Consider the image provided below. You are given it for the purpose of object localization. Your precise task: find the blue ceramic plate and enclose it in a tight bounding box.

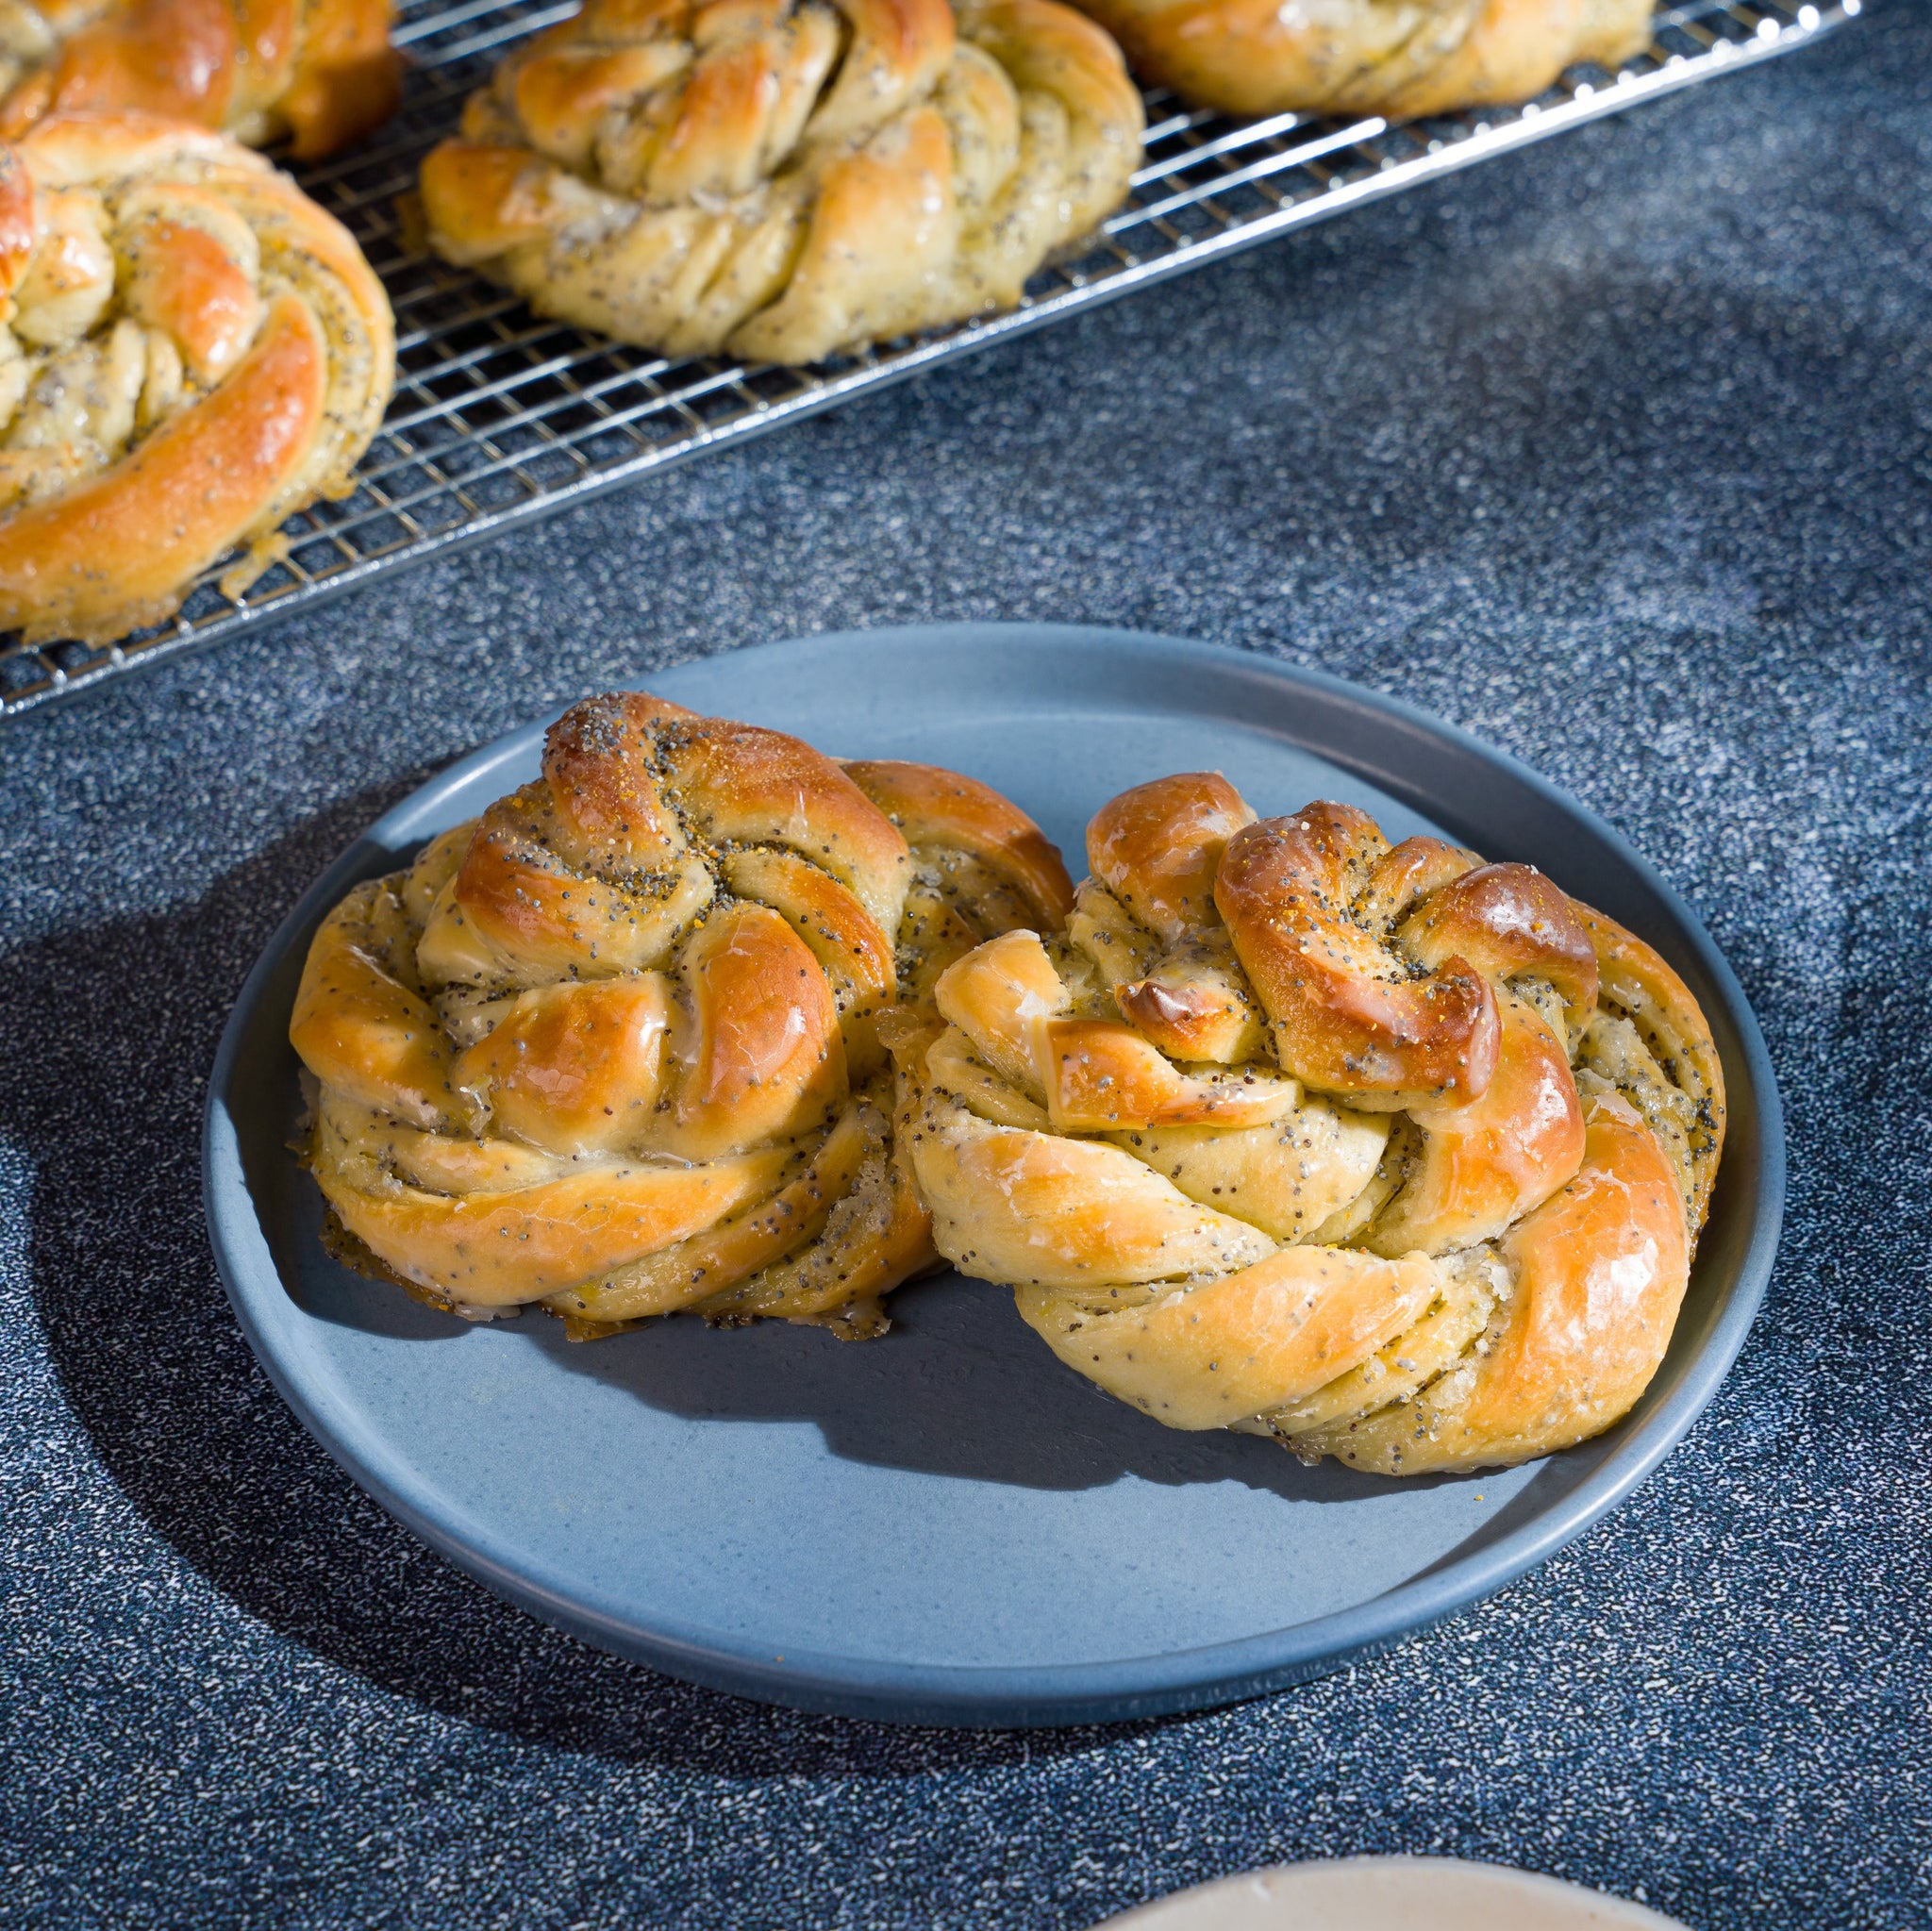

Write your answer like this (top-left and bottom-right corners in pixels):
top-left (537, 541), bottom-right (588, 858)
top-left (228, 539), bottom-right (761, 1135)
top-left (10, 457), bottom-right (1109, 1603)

top-left (204, 624), bottom-right (1783, 1728)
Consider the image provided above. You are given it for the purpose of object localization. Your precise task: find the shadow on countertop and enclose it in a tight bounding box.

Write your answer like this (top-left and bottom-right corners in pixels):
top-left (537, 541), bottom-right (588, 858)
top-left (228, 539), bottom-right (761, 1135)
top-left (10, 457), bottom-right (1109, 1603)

top-left (3, 803), bottom-right (1242, 1772)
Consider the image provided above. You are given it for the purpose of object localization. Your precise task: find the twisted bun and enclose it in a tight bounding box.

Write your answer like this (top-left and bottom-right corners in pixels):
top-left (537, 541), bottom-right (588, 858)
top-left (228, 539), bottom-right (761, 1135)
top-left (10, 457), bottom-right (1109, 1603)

top-left (418, 0), bottom-right (1143, 364)
top-left (291, 692), bottom-right (1073, 1340)
top-left (1063, 0), bottom-right (1652, 122)
top-left (0, 113), bottom-right (393, 645)
top-left (893, 776), bottom-right (1724, 1474)
top-left (0, 0), bottom-right (400, 158)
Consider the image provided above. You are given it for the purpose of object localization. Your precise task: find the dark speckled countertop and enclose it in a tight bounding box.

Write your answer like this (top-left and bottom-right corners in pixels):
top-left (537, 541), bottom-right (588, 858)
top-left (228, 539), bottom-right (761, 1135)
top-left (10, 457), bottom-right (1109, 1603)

top-left (4, 4), bottom-right (1930, 1925)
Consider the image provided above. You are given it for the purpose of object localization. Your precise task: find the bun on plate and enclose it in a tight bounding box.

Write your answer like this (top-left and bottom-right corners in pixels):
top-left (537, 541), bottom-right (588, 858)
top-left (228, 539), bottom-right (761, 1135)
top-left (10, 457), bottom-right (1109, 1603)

top-left (291, 691), bottom-right (1074, 1339)
top-left (891, 774), bottom-right (1724, 1473)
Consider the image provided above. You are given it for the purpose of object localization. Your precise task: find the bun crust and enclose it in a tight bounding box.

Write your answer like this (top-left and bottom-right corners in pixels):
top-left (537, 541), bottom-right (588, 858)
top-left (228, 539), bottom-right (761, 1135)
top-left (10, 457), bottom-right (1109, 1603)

top-left (0, 0), bottom-right (400, 158)
top-left (291, 691), bottom-right (1073, 1340)
top-left (0, 112), bottom-right (393, 645)
top-left (894, 774), bottom-right (1725, 1474)
top-left (1062, 0), bottom-right (1653, 121)
top-left (417, 0), bottom-right (1144, 364)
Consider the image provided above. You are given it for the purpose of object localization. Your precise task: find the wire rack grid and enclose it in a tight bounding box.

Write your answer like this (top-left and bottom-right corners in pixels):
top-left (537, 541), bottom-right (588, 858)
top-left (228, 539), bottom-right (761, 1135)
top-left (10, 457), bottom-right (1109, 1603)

top-left (0, 0), bottom-right (1851, 718)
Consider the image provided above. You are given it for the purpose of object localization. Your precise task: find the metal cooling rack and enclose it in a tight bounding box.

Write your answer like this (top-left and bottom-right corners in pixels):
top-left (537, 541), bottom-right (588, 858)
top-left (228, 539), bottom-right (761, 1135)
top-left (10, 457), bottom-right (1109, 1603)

top-left (0, 0), bottom-right (1851, 718)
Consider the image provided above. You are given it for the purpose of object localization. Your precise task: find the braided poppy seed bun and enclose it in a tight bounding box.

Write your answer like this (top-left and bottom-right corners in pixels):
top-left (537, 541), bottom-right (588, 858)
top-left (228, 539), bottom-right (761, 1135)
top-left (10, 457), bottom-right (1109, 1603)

top-left (0, 113), bottom-right (393, 647)
top-left (1063, 0), bottom-right (1651, 123)
top-left (417, 0), bottom-right (1143, 365)
top-left (891, 775), bottom-right (1724, 1474)
top-left (0, 0), bottom-right (400, 159)
top-left (290, 692), bottom-right (1074, 1340)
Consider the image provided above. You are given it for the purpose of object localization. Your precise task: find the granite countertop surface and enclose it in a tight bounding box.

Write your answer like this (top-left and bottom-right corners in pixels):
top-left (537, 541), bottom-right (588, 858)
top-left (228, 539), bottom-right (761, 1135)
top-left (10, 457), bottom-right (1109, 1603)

top-left (3, 3), bottom-right (1929, 1925)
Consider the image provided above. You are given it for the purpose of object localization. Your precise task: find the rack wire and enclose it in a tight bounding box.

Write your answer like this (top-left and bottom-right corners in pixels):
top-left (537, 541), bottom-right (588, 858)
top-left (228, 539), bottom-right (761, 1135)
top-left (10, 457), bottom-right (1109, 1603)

top-left (0, 0), bottom-right (1850, 718)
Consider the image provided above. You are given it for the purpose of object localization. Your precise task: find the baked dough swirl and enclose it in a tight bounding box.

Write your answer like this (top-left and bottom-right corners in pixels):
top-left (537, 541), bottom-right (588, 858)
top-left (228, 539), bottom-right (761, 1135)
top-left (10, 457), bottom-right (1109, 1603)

top-left (417, 0), bottom-right (1144, 364)
top-left (0, 113), bottom-right (393, 645)
top-left (0, 0), bottom-right (400, 158)
top-left (893, 774), bottom-right (1725, 1473)
top-left (291, 691), bottom-right (1074, 1340)
top-left (1064, 0), bottom-right (1653, 122)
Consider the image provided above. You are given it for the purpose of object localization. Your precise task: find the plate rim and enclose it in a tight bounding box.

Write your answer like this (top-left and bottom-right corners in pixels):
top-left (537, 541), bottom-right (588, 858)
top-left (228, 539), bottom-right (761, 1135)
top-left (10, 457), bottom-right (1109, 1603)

top-left (1089, 1854), bottom-right (1690, 1928)
top-left (203, 622), bottom-right (1785, 1727)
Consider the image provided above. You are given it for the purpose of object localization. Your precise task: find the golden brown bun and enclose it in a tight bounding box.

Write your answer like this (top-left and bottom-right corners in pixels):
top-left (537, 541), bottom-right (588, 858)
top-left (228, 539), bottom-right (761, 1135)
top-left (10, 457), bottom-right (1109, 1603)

top-left (891, 774), bottom-right (1725, 1474)
top-left (417, 0), bottom-right (1144, 365)
top-left (0, 0), bottom-right (400, 158)
top-left (290, 691), bottom-right (1071, 1340)
top-left (0, 112), bottom-right (393, 645)
top-left (1063, 0), bottom-right (1652, 121)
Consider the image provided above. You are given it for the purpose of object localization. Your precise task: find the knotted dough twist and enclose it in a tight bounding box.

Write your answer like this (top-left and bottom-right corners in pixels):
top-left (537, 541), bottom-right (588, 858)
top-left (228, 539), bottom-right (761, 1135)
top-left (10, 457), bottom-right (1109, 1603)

top-left (418, 0), bottom-right (1144, 364)
top-left (894, 774), bottom-right (1724, 1473)
top-left (0, 113), bottom-right (393, 644)
top-left (291, 691), bottom-right (1074, 1340)
top-left (0, 0), bottom-right (400, 158)
top-left (1065, 0), bottom-right (1651, 122)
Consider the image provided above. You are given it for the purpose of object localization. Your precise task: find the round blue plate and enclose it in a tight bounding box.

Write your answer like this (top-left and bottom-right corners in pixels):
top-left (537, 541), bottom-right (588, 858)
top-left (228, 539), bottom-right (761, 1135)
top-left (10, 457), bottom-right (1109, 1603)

top-left (204, 624), bottom-right (1783, 1728)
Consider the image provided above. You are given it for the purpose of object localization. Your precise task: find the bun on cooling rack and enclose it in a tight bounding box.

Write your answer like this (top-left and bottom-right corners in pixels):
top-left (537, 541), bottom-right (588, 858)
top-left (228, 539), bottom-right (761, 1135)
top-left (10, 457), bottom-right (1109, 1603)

top-left (890, 775), bottom-right (1725, 1473)
top-left (0, 113), bottom-right (393, 646)
top-left (416, 0), bottom-right (1143, 365)
top-left (291, 692), bottom-right (1074, 1339)
top-left (0, 0), bottom-right (400, 159)
top-left (1063, 0), bottom-right (1652, 122)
